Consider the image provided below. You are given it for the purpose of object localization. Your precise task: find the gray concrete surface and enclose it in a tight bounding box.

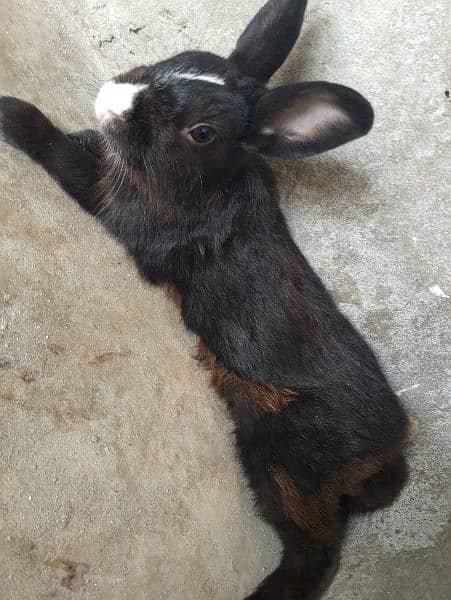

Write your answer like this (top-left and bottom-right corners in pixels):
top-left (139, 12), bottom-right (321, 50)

top-left (0, 1), bottom-right (449, 598)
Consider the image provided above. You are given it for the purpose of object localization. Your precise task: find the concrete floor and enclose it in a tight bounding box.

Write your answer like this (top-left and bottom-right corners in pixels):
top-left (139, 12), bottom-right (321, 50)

top-left (0, 1), bottom-right (449, 599)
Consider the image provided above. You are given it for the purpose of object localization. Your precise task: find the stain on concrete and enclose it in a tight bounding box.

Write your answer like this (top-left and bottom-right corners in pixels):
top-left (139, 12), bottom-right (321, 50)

top-left (45, 558), bottom-right (89, 590)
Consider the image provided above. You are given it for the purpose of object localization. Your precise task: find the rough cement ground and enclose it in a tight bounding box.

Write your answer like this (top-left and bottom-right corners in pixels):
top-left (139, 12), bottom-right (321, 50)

top-left (0, 1), bottom-right (449, 598)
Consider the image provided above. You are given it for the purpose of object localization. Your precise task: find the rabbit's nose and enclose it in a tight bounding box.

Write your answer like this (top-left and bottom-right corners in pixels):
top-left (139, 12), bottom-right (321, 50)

top-left (95, 80), bottom-right (147, 124)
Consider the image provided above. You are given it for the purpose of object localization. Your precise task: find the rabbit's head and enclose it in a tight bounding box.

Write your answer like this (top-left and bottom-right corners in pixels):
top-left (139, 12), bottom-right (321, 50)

top-left (95, 0), bottom-right (373, 204)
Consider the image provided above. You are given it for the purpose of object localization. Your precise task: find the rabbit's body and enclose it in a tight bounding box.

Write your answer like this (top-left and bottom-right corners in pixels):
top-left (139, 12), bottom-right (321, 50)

top-left (0, 1), bottom-right (410, 598)
top-left (108, 148), bottom-right (410, 598)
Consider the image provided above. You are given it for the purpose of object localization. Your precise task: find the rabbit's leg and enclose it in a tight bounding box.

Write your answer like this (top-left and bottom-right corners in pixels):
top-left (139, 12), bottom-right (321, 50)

top-left (344, 454), bottom-right (408, 513)
top-left (0, 96), bottom-right (102, 214)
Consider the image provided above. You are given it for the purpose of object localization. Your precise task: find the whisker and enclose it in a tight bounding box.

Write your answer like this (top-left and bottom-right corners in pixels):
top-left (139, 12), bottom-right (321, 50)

top-left (142, 154), bottom-right (153, 201)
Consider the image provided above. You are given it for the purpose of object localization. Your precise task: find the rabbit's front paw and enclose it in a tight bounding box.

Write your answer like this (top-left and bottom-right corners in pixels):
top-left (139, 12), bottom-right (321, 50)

top-left (0, 96), bottom-right (59, 157)
top-left (68, 129), bottom-right (102, 156)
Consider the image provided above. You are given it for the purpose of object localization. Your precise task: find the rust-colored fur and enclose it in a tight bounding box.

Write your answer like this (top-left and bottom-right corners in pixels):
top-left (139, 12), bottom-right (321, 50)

top-left (163, 283), bottom-right (183, 309)
top-left (197, 341), bottom-right (297, 415)
top-left (270, 438), bottom-right (410, 540)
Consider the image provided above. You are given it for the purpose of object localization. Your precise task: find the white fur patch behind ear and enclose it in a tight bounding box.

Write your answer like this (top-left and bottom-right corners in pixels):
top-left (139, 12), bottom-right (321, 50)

top-left (95, 81), bottom-right (147, 123)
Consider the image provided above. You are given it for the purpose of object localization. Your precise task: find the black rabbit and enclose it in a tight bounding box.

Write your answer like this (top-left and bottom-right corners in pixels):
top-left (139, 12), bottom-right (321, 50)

top-left (0, 1), bottom-right (412, 598)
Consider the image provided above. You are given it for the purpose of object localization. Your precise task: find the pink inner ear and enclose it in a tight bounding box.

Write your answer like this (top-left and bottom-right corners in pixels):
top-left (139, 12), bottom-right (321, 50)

top-left (263, 95), bottom-right (352, 141)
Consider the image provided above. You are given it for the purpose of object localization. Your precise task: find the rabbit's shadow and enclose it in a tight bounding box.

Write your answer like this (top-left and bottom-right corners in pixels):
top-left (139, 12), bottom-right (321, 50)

top-left (268, 20), bottom-right (373, 210)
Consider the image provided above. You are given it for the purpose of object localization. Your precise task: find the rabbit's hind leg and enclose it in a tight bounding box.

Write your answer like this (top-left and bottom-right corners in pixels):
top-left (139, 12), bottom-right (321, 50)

top-left (344, 454), bottom-right (409, 514)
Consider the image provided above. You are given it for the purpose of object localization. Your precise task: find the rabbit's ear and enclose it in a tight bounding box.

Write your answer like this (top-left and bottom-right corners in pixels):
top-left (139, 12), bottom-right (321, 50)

top-left (244, 82), bottom-right (374, 158)
top-left (229, 0), bottom-right (308, 82)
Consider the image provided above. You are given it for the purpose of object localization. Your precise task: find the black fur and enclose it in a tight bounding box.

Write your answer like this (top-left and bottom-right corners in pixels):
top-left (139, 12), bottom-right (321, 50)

top-left (0, 1), bottom-right (409, 598)
top-left (230, 0), bottom-right (309, 82)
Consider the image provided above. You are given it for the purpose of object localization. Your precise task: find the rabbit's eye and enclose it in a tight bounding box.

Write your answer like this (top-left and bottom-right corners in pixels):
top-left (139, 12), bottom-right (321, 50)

top-left (189, 124), bottom-right (216, 145)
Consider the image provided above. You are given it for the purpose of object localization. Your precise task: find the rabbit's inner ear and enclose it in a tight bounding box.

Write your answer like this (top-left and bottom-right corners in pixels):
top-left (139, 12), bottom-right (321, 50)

top-left (262, 101), bottom-right (351, 141)
top-left (246, 82), bottom-right (374, 159)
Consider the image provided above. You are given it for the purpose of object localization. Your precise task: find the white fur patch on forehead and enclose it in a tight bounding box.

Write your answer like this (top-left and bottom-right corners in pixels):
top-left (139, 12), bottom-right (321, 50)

top-left (155, 68), bottom-right (225, 87)
top-left (95, 80), bottom-right (147, 123)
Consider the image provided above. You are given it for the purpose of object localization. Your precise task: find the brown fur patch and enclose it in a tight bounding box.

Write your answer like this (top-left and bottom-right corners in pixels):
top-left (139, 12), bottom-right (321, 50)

top-left (197, 341), bottom-right (297, 415)
top-left (163, 283), bottom-right (183, 308)
top-left (270, 442), bottom-right (407, 540)
top-left (269, 465), bottom-right (340, 540)
top-left (336, 454), bottom-right (389, 494)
